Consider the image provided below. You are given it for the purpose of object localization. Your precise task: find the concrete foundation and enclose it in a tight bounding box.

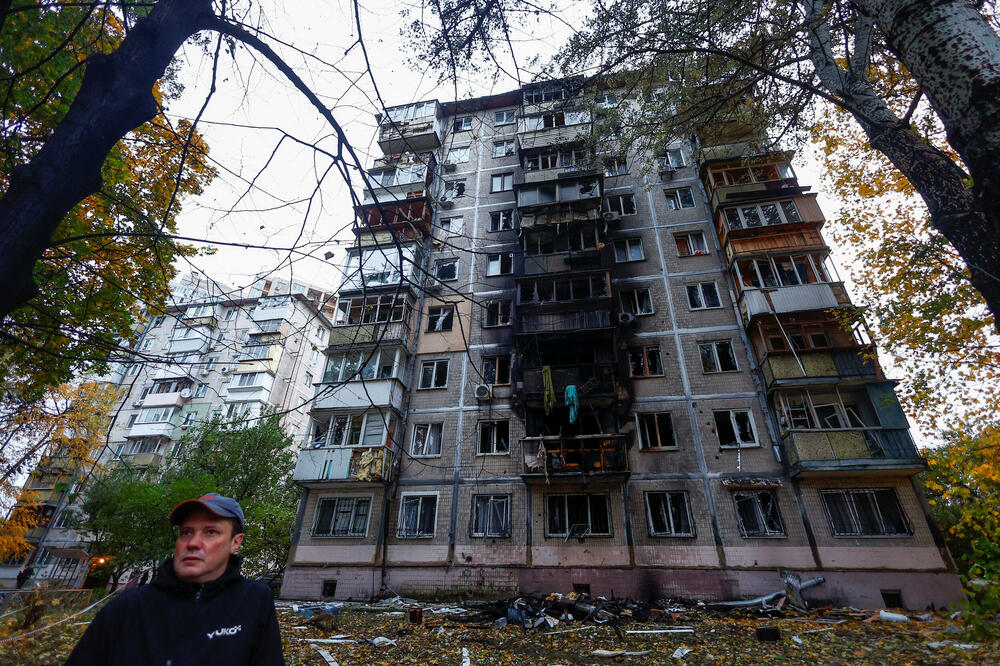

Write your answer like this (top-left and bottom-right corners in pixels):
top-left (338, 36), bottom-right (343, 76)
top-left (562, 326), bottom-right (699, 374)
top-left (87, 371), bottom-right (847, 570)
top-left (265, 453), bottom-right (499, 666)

top-left (281, 564), bottom-right (964, 610)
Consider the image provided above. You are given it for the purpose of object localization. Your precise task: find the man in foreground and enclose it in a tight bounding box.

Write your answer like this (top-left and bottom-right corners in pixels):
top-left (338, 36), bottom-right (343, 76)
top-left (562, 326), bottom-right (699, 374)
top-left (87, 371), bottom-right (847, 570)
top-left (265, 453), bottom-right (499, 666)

top-left (66, 492), bottom-right (284, 665)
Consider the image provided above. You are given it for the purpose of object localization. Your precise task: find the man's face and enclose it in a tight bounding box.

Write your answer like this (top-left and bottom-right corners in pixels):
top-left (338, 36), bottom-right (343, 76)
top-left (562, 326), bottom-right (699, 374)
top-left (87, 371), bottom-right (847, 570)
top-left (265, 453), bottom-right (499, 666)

top-left (174, 508), bottom-right (243, 584)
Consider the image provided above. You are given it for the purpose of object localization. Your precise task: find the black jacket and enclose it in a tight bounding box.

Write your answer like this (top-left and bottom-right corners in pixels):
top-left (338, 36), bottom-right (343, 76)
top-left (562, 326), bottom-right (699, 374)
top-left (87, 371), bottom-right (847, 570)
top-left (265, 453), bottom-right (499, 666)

top-left (66, 556), bottom-right (284, 666)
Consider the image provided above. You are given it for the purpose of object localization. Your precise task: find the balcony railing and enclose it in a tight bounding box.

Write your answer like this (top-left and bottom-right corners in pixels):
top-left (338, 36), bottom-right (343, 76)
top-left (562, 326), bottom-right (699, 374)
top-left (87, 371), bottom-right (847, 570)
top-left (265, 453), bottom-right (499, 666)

top-left (517, 309), bottom-right (611, 334)
top-left (293, 446), bottom-right (395, 483)
top-left (740, 282), bottom-right (851, 320)
top-left (377, 117), bottom-right (443, 154)
top-left (708, 178), bottom-right (801, 210)
top-left (522, 435), bottom-right (629, 481)
top-left (784, 428), bottom-right (925, 477)
top-left (761, 350), bottom-right (879, 389)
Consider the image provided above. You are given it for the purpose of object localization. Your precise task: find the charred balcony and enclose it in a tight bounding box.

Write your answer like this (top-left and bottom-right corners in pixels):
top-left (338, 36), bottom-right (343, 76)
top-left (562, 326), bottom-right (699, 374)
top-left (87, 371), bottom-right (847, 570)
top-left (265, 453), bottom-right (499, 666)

top-left (521, 434), bottom-right (629, 483)
top-left (353, 196), bottom-right (432, 239)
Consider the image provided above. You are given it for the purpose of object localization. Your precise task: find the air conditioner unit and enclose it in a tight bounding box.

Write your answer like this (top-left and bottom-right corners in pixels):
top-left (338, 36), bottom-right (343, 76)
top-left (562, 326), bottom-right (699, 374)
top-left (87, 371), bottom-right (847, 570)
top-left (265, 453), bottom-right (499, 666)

top-left (659, 166), bottom-right (677, 180)
top-left (443, 163), bottom-right (457, 173)
top-left (132, 400), bottom-right (143, 407)
top-left (179, 388), bottom-right (192, 399)
top-left (439, 199), bottom-right (454, 209)
top-left (602, 211), bottom-right (622, 222)
top-left (220, 366), bottom-right (231, 374)
top-left (617, 311), bottom-right (637, 326)
top-left (474, 384), bottom-right (492, 401)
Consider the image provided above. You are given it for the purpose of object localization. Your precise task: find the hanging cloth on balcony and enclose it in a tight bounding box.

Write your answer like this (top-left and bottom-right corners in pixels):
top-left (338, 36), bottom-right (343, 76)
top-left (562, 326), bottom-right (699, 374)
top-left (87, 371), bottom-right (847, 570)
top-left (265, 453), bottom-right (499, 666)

top-left (565, 385), bottom-right (579, 424)
top-left (541, 365), bottom-right (557, 415)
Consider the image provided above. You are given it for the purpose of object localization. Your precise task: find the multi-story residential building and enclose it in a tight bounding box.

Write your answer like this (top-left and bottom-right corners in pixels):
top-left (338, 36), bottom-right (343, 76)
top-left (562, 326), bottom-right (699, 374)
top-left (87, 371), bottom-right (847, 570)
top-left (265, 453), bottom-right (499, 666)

top-left (280, 81), bottom-right (961, 609)
top-left (1, 274), bottom-right (332, 588)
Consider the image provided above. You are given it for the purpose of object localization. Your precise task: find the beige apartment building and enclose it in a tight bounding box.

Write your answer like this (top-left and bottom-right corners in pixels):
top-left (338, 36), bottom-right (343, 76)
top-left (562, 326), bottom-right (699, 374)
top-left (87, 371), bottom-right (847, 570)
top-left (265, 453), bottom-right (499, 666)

top-left (280, 82), bottom-right (962, 609)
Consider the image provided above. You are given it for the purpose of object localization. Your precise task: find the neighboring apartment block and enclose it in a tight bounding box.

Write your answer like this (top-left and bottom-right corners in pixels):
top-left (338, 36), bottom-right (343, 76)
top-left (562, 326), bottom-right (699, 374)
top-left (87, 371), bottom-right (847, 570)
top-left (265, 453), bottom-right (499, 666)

top-left (1, 275), bottom-right (332, 588)
top-left (279, 81), bottom-right (958, 608)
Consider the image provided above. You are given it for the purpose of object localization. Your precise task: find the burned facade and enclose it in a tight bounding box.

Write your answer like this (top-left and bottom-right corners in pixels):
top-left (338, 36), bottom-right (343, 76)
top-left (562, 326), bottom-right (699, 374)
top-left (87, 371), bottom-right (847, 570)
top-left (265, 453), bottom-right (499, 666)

top-left (280, 83), bottom-right (962, 609)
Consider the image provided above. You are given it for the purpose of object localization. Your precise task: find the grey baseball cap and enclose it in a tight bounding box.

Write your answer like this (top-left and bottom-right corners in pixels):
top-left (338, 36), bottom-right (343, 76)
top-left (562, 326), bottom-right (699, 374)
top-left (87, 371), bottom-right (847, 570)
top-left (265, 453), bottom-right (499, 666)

top-left (170, 493), bottom-right (245, 532)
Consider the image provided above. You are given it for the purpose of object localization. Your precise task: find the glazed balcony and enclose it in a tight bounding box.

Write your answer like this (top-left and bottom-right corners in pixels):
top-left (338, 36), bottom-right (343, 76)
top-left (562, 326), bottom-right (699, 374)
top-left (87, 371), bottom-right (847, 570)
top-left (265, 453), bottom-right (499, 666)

top-left (327, 321), bottom-right (411, 349)
top-left (376, 104), bottom-right (443, 154)
top-left (311, 378), bottom-right (406, 412)
top-left (142, 390), bottom-right (189, 409)
top-left (760, 349), bottom-right (880, 390)
top-left (121, 452), bottom-right (166, 468)
top-left (784, 428), bottom-right (925, 477)
top-left (516, 122), bottom-right (591, 152)
top-left (739, 282), bottom-right (851, 321)
top-left (353, 197), bottom-right (432, 238)
top-left (521, 435), bottom-right (629, 483)
top-left (127, 421), bottom-right (176, 439)
top-left (293, 446), bottom-right (395, 485)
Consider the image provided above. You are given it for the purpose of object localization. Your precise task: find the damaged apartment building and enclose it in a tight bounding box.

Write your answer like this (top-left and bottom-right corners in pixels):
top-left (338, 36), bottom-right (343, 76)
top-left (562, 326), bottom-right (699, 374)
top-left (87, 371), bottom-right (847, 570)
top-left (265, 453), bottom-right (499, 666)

top-left (280, 81), bottom-right (962, 609)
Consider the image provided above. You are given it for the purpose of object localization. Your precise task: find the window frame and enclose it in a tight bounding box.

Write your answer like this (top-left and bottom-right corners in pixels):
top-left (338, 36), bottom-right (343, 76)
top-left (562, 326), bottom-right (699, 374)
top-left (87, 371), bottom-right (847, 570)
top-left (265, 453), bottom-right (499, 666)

top-left (445, 145), bottom-right (471, 165)
top-left (645, 491), bottom-right (695, 537)
top-left (636, 412), bottom-right (677, 450)
top-left (613, 238), bottom-right (644, 263)
top-left (434, 258), bottom-right (458, 282)
top-left (410, 422), bottom-right (444, 458)
top-left (418, 359), bottom-right (450, 389)
top-left (664, 186), bottom-right (697, 210)
top-left (699, 340), bottom-right (739, 373)
top-left (732, 490), bottom-right (786, 537)
top-left (397, 492), bottom-right (439, 539)
top-left (604, 156), bottom-right (628, 177)
top-left (453, 116), bottom-right (473, 132)
top-left (820, 488), bottom-right (912, 537)
top-left (483, 300), bottom-right (512, 328)
top-left (482, 354), bottom-right (511, 385)
top-left (686, 282), bottom-right (722, 310)
top-left (621, 287), bottom-right (654, 316)
top-left (477, 420), bottom-right (511, 456)
top-left (471, 494), bottom-right (512, 538)
top-left (545, 494), bottom-right (613, 538)
top-left (674, 231), bottom-right (708, 257)
top-left (492, 139), bottom-right (516, 158)
top-left (629, 345), bottom-right (664, 377)
top-left (488, 209), bottom-right (515, 232)
top-left (724, 200), bottom-right (802, 230)
top-left (491, 172), bottom-right (514, 192)
top-left (312, 496), bottom-right (373, 538)
top-left (713, 409), bottom-right (759, 448)
top-left (606, 193), bottom-right (637, 216)
top-left (494, 110), bottom-right (517, 125)
top-left (426, 305), bottom-right (455, 332)
top-left (485, 252), bottom-right (514, 276)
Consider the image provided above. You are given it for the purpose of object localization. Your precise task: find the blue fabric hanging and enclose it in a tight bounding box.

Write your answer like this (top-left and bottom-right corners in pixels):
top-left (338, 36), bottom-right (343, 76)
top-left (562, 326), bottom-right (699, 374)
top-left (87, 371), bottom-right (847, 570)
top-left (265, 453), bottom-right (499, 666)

top-left (565, 384), bottom-right (579, 424)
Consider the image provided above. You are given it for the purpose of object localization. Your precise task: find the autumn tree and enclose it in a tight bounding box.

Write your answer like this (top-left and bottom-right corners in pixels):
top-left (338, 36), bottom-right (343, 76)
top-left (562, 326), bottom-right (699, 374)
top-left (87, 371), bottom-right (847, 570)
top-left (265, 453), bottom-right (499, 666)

top-left (0, 3), bottom-right (215, 401)
top-left (74, 412), bottom-right (299, 581)
top-left (406, 0), bottom-right (1000, 326)
top-left (0, 381), bottom-right (121, 561)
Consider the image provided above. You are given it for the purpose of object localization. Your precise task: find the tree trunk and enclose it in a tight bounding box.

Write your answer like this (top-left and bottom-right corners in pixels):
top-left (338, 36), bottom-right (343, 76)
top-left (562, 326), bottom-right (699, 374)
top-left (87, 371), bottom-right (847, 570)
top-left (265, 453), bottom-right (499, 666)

top-left (856, 0), bottom-right (1000, 324)
top-left (0, 0), bottom-right (213, 320)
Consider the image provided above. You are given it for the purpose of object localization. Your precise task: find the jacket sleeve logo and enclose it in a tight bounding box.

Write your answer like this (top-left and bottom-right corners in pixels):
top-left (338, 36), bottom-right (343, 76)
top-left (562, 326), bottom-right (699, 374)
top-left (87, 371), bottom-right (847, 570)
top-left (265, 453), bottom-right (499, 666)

top-left (207, 625), bottom-right (243, 639)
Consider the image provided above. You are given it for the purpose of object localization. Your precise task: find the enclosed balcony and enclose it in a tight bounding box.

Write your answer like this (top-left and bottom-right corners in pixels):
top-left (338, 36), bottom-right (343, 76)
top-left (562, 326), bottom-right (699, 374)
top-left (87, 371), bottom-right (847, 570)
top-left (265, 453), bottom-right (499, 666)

top-left (740, 282), bottom-right (851, 321)
top-left (293, 446), bottom-right (395, 485)
top-left (784, 428), bottom-right (925, 477)
top-left (376, 100), bottom-right (443, 154)
top-left (514, 173), bottom-right (603, 229)
top-left (516, 109), bottom-right (591, 152)
top-left (121, 452), bottom-right (166, 468)
top-left (521, 435), bottom-right (629, 483)
top-left (760, 349), bottom-right (880, 390)
top-left (702, 155), bottom-right (806, 210)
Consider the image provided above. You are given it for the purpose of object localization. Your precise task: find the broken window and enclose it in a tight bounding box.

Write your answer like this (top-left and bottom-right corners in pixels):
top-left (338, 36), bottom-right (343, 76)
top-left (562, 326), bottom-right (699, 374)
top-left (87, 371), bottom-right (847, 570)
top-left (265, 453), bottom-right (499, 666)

top-left (637, 413), bottom-right (676, 449)
top-left (686, 282), bottom-right (721, 309)
top-left (313, 497), bottom-right (371, 537)
top-left (713, 410), bottom-right (757, 448)
top-left (442, 182), bottom-right (466, 200)
top-left (733, 490), bottom-right (785, 537)
top-left (445, 146), bottom-right (470, 164)
top-left (657, 148), bottom-right (685, 170)
top-left (398, 495), bottom-right (437, 538)
top-left (606, 194), bottom-right (637, 216)
top-left (699, 340), bottom-right (738, 373)
top-left (426, 306), bottom-right (454, 332)
top-left (524, 86), bottom-right (566, 104)
top-left (621, 288), bottom-right (654, 316)
top-left (646, 492), bottom-right (693, 536)
top-left (675, 231), bottom-right (708, 256)
top-left (478, 421), bottom-right (510, 455)
top-left (482, 355), bottom-right (511, 385)
top-left (489, 209), bottom-right (514, 232)
top-left (485, 252), bottom-right (514, 276)
top-left (546, 494), bottom-right (611, 537)
top-left (821, 489), bottom-right (911, 537)
top-left (483, 300), bottom-right (512, 327)
top-left (435, 258), bottom-right (458, 281)
top-left (411, 423), bottom-right (443, 457)
top-left (418, 359), bottom-right (449, 389)
top-left (604, 157), bottom-right (627, 176)
top-left (472, 495), bottom-right (511, 537)
top-left (664, 187), bottom-right (696, 210)
top-left (492, 140), bottom-right (515, 158)
top-left (629, 346), bottom-right (663, 377)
